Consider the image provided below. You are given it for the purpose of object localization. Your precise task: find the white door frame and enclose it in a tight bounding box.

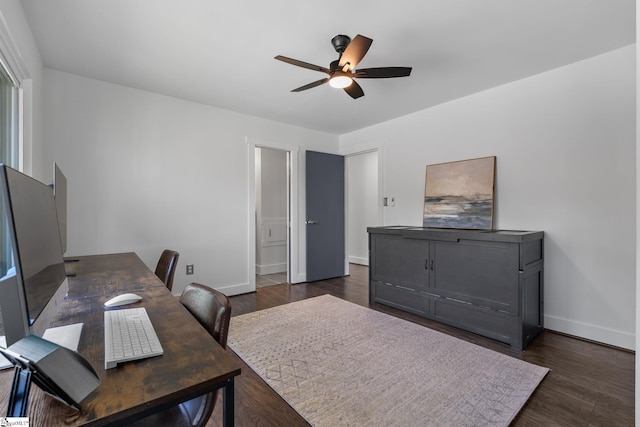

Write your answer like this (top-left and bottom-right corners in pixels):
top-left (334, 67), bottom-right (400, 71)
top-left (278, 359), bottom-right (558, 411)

top-left (247, 137), bottom-right (301, 290)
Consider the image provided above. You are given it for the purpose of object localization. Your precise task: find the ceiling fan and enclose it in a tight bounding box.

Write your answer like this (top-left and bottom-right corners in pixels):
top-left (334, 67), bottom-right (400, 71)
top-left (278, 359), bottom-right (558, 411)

top-left (275, 34), bottom-right (412, 99)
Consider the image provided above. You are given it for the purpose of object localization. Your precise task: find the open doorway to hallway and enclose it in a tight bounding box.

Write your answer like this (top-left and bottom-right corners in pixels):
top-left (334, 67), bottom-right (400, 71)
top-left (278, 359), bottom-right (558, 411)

top-left (255, 146), bottom-right (290, 287)
top-left (346, 150), bottom-right (379, 268)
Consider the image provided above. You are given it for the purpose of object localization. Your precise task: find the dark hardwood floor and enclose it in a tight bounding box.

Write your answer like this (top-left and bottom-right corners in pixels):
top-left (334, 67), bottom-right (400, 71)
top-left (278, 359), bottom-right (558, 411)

top-left (208, 264), bottom-right (634, 426)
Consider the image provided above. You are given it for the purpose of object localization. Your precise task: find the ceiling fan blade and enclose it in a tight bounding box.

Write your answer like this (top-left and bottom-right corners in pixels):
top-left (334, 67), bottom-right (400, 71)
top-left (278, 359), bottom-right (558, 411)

top-left (344, 80), bottom-right (364, 99)
top-left (291, 78), bottom-right (329, 92)
top-left (338, 35), bottom-right (372, 71)
top-left (353, 67), bottom-right (412, 78)
top-left (275, 55), bottom-right (331, 74)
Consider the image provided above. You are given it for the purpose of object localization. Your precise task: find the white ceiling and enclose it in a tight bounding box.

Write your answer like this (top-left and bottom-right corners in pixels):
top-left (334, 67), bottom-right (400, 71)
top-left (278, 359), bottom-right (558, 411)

top-left (20, 0), bottom-right (635, 135)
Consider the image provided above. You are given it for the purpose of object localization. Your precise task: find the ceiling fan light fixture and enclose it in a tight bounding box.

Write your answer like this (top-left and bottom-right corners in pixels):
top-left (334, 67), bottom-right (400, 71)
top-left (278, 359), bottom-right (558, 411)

top-left (276, 34), bottom-right (412, 99)
top-left (329, 72), bottom-right (353, 89)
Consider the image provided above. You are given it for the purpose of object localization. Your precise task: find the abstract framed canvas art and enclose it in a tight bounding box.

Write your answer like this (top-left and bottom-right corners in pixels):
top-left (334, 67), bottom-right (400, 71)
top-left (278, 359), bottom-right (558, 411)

top-left (423, 156), bottom-right (496, 229)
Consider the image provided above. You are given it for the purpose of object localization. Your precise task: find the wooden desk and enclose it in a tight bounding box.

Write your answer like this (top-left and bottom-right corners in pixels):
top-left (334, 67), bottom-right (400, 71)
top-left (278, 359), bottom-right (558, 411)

top-left (0, 253), bottom-right (241, 426)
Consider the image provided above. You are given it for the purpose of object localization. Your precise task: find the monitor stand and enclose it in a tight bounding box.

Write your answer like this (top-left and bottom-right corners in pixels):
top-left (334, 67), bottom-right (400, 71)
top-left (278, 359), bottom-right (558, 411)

top-left (1, 335), bottom-right (101, 416)
top-left (42, 323), bottom-right (83, 351)
top-left (7, 365), bottom-right (31, 416)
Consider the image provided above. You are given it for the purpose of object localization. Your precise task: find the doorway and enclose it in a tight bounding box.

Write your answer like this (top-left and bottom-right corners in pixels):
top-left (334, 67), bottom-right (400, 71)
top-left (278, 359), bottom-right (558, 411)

top-left (346, 150), bottom-right (379, 267)
top-left (303, 148), bottom-right (381, 280)
top-left (247, 137), bottom-right (300, 291)
top-left (255, 147), bottom-right (289, 287)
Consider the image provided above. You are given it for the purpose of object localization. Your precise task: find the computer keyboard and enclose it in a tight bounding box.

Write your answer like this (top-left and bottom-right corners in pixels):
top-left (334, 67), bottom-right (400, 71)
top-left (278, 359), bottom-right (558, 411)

top-left (104, 307), bottom-right (163, 369)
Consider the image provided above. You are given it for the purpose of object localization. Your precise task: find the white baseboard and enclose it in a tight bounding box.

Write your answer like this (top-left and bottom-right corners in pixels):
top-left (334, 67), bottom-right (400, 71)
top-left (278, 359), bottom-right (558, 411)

top-left (544, 314), bottom-right (635, 350)
top-left (348, 256), bottom-right (369, 266)
top-left (256, 263), bottom-right (287, 275)
top-left (215, 282), bottom-right (254, 297)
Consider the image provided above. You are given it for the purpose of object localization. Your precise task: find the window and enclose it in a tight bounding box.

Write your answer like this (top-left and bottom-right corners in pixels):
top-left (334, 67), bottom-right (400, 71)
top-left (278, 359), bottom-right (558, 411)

top-left (0, 59), bottom-right (19, 167)
top-left (0, 57), bottom-right (20, 275)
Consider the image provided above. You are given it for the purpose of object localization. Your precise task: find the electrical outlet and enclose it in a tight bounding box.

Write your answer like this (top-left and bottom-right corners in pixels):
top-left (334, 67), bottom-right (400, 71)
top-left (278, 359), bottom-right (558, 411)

top-left (186, 264), bottom-right (194, 275)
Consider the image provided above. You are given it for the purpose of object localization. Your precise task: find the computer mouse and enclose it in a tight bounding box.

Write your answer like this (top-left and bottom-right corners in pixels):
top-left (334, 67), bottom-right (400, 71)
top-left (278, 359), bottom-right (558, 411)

top-left (104, 293), bottom-right (142, 308)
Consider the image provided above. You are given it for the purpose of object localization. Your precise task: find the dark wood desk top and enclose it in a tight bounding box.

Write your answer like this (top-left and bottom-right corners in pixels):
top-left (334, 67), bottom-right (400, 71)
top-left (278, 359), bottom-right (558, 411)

top-left (63, 253), bottom-right (166, 299)
top-left (0, 253), bottom-right (241, 426)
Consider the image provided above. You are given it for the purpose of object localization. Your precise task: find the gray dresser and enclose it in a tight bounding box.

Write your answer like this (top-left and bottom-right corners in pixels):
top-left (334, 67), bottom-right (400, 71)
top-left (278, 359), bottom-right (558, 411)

top-left (368, 226), bottom-right (544, 349)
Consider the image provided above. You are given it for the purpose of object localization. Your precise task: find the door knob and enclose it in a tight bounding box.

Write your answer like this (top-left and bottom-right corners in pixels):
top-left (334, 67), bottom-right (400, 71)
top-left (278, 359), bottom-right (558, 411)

top-left (305, 220), bottom-right (318, 225)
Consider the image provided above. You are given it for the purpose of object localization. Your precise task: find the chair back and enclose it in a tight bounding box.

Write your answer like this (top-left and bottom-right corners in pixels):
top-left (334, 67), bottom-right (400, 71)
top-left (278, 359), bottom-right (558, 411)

top-left (154, 249), bottom-right (179, 291)
top-left (125, 282), bottom-right (231, 427)
top-left (178, 283), bottom-right (231, 426)
top-left (179, 282), bottom-right (231, 349)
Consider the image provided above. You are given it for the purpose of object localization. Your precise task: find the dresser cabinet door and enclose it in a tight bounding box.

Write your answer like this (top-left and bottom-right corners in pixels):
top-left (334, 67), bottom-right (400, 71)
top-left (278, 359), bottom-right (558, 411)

top-left (370, 234), bottom-right (429, 291)
top-left (430, 240), bottom-right (520, 314)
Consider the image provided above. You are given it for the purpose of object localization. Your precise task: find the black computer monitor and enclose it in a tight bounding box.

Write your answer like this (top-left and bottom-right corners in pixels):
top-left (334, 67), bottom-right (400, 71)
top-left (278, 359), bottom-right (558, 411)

top-left (52, 163), bottom-right (67, 255)
top-left (0, 164), bottom-right (68, 346)
top-left (0, 165), bottom-right (100, 413)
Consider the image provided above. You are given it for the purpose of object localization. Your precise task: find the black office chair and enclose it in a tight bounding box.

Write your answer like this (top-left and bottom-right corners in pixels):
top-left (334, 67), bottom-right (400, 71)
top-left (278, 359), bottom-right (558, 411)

top-left (154, 249), bottom-right (179, 291)
top-left (126, 282), bottom-right (232, 427)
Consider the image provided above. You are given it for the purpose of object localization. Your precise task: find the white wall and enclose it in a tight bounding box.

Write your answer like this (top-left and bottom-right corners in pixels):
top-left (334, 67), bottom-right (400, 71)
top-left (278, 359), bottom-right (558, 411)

top-left (341, 45), bottom-right (636, 350)
top-left (347, 151), bottom-right (378, 265)
top-left (44, 69), bottom-right (338, 296)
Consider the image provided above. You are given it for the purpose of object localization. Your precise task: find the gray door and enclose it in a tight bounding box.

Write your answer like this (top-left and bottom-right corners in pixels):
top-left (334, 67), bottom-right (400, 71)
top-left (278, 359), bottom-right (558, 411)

top-left (306, 151), bottom-right (345, 282)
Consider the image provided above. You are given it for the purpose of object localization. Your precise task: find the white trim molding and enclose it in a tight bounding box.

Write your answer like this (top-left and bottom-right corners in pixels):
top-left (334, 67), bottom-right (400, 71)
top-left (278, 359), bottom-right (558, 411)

top-left (0, 10), bottom-right (30, 84)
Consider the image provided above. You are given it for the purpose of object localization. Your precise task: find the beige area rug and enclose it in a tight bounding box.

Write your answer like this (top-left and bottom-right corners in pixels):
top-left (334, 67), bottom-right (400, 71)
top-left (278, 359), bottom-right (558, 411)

top-left (228, 294), bottom-right (548, 427)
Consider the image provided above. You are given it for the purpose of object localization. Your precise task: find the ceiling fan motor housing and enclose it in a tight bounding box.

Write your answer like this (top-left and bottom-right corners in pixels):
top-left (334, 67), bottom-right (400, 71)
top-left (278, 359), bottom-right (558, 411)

top-left (331, 35), bottom-right (351, 54)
